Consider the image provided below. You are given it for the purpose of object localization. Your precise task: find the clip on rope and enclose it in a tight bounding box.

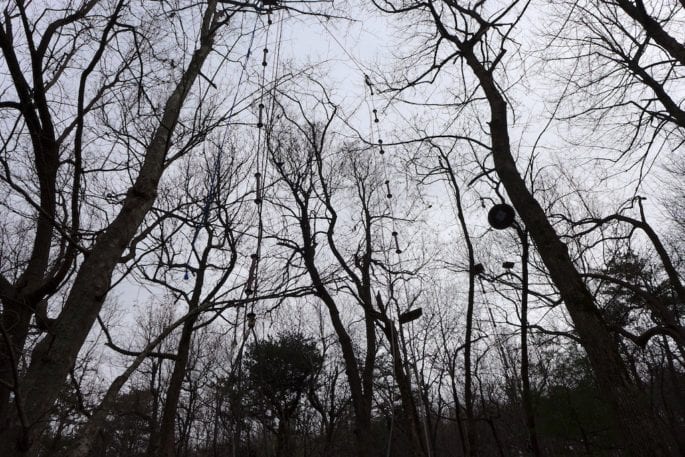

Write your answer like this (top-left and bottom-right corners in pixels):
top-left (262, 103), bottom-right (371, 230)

top-left (245, 253), bottom-right (259, 295)
top-left (258, 103), bottom-right (265, 128)
top-left (364, 74), bottom-right (374, 96)
top-left (242, 8), bottom-right (277, 297)
top-left (254, 172), bottom-right (263, 204)
top-left (392, 231), bottom-right (402, 254)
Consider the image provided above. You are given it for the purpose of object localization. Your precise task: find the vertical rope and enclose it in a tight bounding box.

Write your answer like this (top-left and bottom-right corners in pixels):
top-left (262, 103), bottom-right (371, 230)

top-left (186, 16), bottom-right (260, 278)
top-left (366, 73), bottom-right (433, 457)
top-left (243, 7), bottom-right (284, 344)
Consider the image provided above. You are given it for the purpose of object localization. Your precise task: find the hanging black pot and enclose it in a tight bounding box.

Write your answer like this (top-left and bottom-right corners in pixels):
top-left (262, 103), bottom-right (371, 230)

top-left (488, 203), bottom-right (515, 230)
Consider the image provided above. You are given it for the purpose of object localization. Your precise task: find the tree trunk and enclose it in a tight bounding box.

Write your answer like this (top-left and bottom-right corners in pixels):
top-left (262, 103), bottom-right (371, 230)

top-left (464, 49), bottom-right (678, 456)
top-left (390, 324), bottom-right (428, 457)
top-left (275, 417), bottom-right (291, 457)
top-left (323, 301), bottom-right (375, 457)
top-left (0, 296), bottom-right (33, 433)
top-left (155, 317), bottom-right (197, 457)
top-left (518, 230), bottom-right (543, 457)
top-left (0, 3), bottom-right (219, 454)
top-left (442, 155), bottom-right (478, 457)
top-left (299, 208), bottom-right (375, 457)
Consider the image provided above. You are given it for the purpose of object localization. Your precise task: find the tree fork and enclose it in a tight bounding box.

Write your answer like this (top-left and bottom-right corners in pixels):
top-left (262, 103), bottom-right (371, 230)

top-left (0, 1), bottom-right (221, 455)
top-left (466, 50), bottom-right (678, 457)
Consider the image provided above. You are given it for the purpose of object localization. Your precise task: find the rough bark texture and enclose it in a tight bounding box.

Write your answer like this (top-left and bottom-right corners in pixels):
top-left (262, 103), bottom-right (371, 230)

top-left (0, 2), bottom-right (219, 455)
top-left (155, 318), bottom-right (196, 457)
top-left (464, 50), bottom-right (678, 457)
top-left (0, 0), bottom-right (112, 432)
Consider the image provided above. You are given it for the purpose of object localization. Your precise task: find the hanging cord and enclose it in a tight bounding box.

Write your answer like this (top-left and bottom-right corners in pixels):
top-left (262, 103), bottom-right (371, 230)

top-left (307, 1), bottom-right (403, 259)
top-left (228, 307), bottom-right (258, 457)
top-left (397, 269), bottom-right (433, 457)
top-left (242, 7), bottom-right (284, 345)
top-left (241, 6), bottom-right (272, 303)
top-left (301, 17), bottom-right (433, 453)
top-left (288, 15), bottom-right (433, 453)
top-left (318, 22), bottom-right (405, 453)
top-left (363, 75), bottom-right (401, 457)
top-left (185, 16), bottom-right (260, 279)
top-left (364, 77), bottom-right (402, 255)
top-left (226, 9), bottom-right (276, 360)
top-left (366, 73), bottom-right (433, 457)
top-left (312, 11), bottom-right (404, 258)
top-left (245, 7), bottom-right (277, 301)
top-left (230, 15), bottom-right (283, 448)
top-left (321, 25), bottom-right (433, 453)
top-left (311, 20), bottom-right (425, 451)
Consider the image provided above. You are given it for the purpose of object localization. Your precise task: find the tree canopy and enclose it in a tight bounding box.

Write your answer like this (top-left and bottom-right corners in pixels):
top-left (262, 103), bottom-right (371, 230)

top-left (0, 1), bottom-right (683, 456)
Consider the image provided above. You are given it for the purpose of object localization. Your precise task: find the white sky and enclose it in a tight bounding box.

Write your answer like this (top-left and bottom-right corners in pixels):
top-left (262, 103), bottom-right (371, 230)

top-left (93, 0), bottom-right (683, 383)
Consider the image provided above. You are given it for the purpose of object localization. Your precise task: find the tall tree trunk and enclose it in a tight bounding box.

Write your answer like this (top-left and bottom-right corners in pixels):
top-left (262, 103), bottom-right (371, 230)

top-left (448, 362), bottom-right (468, 457)
top-left (518, 229), bottom-right (543, 457)
top-left (320, 299), bottom-right (375, 457)
top-left (462, 48), bottom-right (678, 457)
top-left (441, 154), bottom-right (478, 457)
top-left (155, 231), bottom-right (212, 457)
top-left (155, 317), bottom-right (197, 457)
top-left (0, 296), bottom-right (33, 433)
top-left (390, 323), bottom-right (429, 457)
top-left (275, 416), bottom-right (291, 457)
top-left (298, 202), bottom-right (376, 457)
top-left (306, 255), bottom-right (374, 457)
top-left (0, 3), bottom-right (219, 454)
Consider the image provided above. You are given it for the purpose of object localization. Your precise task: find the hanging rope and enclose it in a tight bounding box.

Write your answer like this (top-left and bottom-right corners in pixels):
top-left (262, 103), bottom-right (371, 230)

top-left (244, 6), bottom-right (280, 300)
top-left (363, 74), bottom-right (404, 457)
top-left (185, 16), bottom-right (260, 279)
top-left (365, 69), bottom-right (433, 457)
top-left (310, 17), bottom-right (411, 454)
top-left (236, 6), bottom-right (285, 348)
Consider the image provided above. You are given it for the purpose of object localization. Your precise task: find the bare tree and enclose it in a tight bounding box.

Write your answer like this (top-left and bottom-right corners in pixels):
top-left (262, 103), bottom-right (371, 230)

top-left (547, 0), bottom-right (685, 170)
top-left (0, 1), bottom-right (255, 454)
top-left (265, 81), bottom-right (428, 457)
top-left (372, 0), bottom-right (679, 455)
top-left (135, 148), bottom-right (249, 457)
